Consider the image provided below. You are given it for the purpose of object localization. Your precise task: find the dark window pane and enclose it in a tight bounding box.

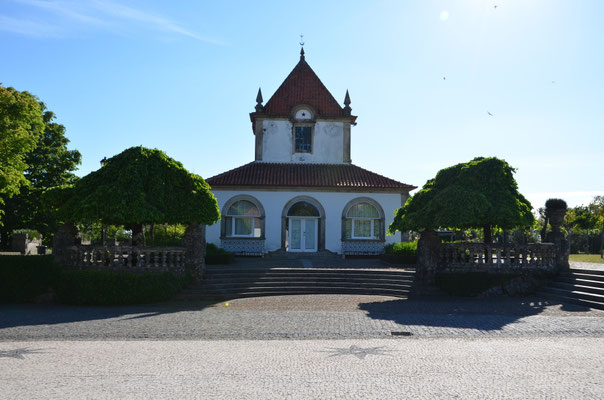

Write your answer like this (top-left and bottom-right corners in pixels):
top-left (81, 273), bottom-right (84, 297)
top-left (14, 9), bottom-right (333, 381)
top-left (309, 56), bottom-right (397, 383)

top-left (295, 126), bottom-right (312, 153)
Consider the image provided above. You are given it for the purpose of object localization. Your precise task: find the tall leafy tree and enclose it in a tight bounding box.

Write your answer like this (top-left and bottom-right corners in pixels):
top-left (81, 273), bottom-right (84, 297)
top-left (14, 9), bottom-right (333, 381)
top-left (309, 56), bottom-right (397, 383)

top-left (60, 146), bottom-right (220, 244)
top-left (389, 157), bottom-right (534, 243)
top-left (589, 196), bottom-right (604, 257)
top-left (0, 85), bottom-right (44, 226)
top-left (0, 100), bottom-right (81, 246)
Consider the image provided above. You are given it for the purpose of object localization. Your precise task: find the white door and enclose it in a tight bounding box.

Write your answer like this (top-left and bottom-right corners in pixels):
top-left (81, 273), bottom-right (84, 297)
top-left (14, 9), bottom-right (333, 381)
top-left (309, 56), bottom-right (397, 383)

top-left (288, 218), bottom-right (317, 252)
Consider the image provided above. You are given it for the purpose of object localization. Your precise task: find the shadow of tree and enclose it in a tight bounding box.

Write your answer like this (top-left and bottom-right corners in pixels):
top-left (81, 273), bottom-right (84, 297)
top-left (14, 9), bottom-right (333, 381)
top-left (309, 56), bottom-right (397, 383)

top-left (0, 300), bottom-right (222, 329)
top-left (358, 296), bottom-right (594, 331)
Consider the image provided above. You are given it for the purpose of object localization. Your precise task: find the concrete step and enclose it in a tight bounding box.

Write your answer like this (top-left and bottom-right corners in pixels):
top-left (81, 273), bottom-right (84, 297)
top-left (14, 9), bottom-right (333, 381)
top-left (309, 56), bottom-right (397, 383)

top-left (538, 291), bottom-right (604, 311)
top-left (541, 286), bottom-right (604, 304)
top-left (550, 282), bottom-right (604, 296)
top-left (201, 281), bottom-right (413, 291)
top-left (204, 275), bottom-right (414, 284)
top-left (561, 272), bottom-right (604, 283)
top-left (200, 287), bottom-right (411, 298)
top-left (183, 266), bottom-right (417, 300)
top-left (557, 277), bottom-right (604, 288)
top-left (570, 268), bottom-right (604, 276)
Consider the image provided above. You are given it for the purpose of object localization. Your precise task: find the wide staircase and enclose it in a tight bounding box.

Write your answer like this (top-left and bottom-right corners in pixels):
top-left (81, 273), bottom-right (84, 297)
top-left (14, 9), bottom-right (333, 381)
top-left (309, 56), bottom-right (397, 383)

top-left (539, 268), bottom-right (604, 310)
top-left (180, 266), bottom-right (416, 300)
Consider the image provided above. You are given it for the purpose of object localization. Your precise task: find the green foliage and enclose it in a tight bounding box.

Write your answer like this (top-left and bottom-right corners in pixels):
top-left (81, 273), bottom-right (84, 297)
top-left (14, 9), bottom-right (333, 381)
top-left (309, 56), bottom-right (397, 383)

top-left (62, 146), bottom-right (220, 226)
top-left (205, 243), bottom-right (235, 264)
top-left (384, 241), bottom-right (417, 255)
top-left (381, 242), bottom-right (417, 264)
top-left (435, 272), bottom-right (519, 297)
top-left (149, 224), bottom-right (186, 246)
top-left (545, 198), bottom-right (567, 210)
top-left (389, 157), bottom-right (534, 235)
top-left (569, 254), bottom-right (604, 264)
top-left (12, 228), bottom-right (42, 240)
top-left (0, 85), bottom-right (45, 224)
top-left (55, 270), bottom-right (192, 306)
top-left (0, 95), bottom-right (81, 245)
top-left (0, 255), bottom-right (60, 303)
top-left (76, 222), bottom-right (132, 244)
top-left (0, 255), bottom-right (192, 305)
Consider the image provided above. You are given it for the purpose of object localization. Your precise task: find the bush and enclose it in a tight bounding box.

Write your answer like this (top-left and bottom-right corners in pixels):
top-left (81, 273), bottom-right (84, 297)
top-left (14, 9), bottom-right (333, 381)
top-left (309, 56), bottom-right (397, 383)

top-left (545, 198), bottom-right (567, 210)
top-left (384, 241), bottom-right (417, 255)
top-left (205, 243), bottom-right (235, 265)
top-left (0, 254), bottom-right (192, 305)
top-left (0, 255), bottom-right (60, 303)
top-left (381, 242), bottom-right (417, 264)
top-left (55, 270), bottom-right (192, 306)
top-left (435, 272), bottom-right (519, 297)
top-left (151, 224), bottom-right (186, 246)
top-left (12, 229), bottom-right (42, 241)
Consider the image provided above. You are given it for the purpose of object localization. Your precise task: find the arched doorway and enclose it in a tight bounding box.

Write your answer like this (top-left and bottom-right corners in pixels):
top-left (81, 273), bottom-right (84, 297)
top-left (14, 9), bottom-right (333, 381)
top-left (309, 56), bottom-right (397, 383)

top-left (281, 197), bottom-right (325, 252)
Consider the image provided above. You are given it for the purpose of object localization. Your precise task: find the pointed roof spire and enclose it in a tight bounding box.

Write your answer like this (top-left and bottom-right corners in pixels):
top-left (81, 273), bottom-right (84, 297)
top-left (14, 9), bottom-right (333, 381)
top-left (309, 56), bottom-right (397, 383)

top-left (343, 90), bottom-right (351, 115)
top-left (299, 34), bottom-right (305, 61)
top-left (255, 87), bottom-right (264, 112)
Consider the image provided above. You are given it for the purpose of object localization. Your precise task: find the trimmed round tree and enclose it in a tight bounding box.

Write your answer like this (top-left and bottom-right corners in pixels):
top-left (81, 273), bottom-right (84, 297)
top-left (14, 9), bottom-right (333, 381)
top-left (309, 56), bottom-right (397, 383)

top-left (389, 157), bottom-right (534, 243)
top-left (61, 146), bottom-right (219, 244)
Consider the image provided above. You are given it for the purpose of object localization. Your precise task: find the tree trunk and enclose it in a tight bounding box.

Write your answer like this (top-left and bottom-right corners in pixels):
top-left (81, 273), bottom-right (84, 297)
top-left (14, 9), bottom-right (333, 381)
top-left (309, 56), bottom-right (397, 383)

top-left (600, 222), bottom-right (604, 258)
top-left (129, 223), bottom-right (145, 246)
top-left (540, 216), bottom-right (549, 242)
top-left (483, 225), bottom-right (492, 244)
top-left (150, 224), bottom-right (155, 246)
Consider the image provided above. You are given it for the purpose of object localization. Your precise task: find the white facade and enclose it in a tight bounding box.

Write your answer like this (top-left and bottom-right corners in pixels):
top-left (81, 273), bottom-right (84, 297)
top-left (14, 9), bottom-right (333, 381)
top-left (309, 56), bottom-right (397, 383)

top-left (261, 120), bottom-right (346, 164)
top-left (206, 189), bottom-right (405, 254)
top-left (204, 52), bottom-right (414, 255)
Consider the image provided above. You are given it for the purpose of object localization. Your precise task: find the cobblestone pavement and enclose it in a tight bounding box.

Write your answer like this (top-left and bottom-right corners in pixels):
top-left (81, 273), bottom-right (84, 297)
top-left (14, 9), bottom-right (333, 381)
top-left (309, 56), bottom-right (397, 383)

top-left (1, 338), bottom-right (603, 399)
top-left (570, 260), bottom-right (604, 270)
top-left (1, 295), bottom-right (603, 341)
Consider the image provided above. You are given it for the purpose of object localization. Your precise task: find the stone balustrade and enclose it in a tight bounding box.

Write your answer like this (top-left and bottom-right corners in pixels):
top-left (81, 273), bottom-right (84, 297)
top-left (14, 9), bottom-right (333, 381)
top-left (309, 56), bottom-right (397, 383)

top-left (440, 242), bottom-right (557, 272)
top-left (66, 245), bottom-right (187, 274)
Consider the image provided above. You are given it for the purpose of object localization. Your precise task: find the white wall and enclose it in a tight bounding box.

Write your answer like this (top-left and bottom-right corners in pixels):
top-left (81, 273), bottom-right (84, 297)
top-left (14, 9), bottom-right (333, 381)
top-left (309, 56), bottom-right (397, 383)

top-left (206, 189), bottom-right (403, 253)
top-left (261, 120), bottom-right (345, 164)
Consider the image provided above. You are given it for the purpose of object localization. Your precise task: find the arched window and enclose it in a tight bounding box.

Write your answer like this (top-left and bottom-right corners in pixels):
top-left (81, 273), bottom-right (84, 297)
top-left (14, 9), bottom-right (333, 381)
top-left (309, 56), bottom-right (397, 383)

top-left (225, 200), bottom-right (262, 237)
top-left (287, 201), bottom-right (320, 217)
top-left (344, 202), bottom-right (382, 240)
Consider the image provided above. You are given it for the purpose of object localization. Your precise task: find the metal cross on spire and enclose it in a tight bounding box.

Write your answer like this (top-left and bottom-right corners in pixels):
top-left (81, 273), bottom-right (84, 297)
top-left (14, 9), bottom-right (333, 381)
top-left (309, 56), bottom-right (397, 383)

top-left (299, 34), bottom-right (305, 60)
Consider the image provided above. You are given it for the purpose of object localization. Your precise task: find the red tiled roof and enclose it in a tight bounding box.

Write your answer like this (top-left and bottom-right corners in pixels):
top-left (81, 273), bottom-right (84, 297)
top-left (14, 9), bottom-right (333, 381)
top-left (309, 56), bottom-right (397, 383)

top-left (206, 162), bottom-right (416, 190)
top-left (261, 57), bottom-right (347, 118)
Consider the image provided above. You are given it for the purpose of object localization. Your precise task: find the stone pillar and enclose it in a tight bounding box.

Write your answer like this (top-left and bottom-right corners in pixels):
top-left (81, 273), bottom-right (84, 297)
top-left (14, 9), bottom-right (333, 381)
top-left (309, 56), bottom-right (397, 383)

top-left (416, 230), bottom-right (442, 289)
top-left (545, 208), bottom-right (569, 270)
top-left (182, 223), bottom-right (206, 280)
top-left (53, 221), bottom-right (79, 266)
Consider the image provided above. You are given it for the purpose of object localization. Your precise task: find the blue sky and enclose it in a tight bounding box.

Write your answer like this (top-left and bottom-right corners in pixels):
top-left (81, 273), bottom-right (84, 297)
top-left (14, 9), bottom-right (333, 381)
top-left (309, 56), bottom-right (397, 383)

top-left (1, 0), bottom-right (603, 209)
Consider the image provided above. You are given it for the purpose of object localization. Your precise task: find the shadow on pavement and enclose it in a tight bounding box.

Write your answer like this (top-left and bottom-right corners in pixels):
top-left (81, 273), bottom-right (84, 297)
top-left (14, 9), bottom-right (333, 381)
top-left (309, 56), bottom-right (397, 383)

top-left (358, 296), bottom-right (594, 331)
top-left (0, 300), bottom-right (221, 329)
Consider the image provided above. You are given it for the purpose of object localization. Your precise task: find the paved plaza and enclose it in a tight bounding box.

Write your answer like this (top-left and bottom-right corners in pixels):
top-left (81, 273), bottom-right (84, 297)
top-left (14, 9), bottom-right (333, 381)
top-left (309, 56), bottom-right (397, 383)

top-left (1, 260), bottom-right (603, 398)
top-left (2, 338), bottom-right (603, 399)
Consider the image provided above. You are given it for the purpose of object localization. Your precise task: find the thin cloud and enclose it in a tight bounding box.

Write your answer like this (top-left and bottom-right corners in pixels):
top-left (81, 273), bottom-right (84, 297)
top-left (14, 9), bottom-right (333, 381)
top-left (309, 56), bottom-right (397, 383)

top-left (9, 0), bottom-right (222, 44)
top-left (90, 0), bottom-right (223, 44)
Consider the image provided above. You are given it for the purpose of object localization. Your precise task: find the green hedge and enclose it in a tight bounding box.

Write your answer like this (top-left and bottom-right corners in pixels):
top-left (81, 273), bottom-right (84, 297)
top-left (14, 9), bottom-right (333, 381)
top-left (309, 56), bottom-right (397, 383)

top-left (205, 243), bottom-right (235, 265)
top-left (55, 270), bottom-right (192, 306)
top-left (0, 255), bottom-right (60, 303)
top-left (435, 272), bottom-right (519, 297)
top-left (384, 241), bottom-right (417, 255)
top-left (0, 255), bottom-right (192, 305)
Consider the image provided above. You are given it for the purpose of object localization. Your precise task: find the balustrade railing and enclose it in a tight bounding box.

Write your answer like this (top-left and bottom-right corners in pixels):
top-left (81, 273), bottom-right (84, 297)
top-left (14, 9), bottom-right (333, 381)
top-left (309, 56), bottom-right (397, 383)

top-left (66, 245), bottom-right (187, 274)
top-left (440, 242), bottom-right (556, 271)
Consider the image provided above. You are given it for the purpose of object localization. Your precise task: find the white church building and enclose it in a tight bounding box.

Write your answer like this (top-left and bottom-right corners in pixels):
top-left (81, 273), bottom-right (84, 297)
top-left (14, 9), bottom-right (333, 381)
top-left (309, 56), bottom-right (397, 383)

top-left (205, 49), bottom-right (416, 256)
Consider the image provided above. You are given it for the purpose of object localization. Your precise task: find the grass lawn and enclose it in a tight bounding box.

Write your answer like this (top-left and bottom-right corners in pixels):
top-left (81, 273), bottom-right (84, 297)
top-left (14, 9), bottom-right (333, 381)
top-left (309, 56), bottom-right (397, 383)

top-left (570, 254), bottom-right (604, 264)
